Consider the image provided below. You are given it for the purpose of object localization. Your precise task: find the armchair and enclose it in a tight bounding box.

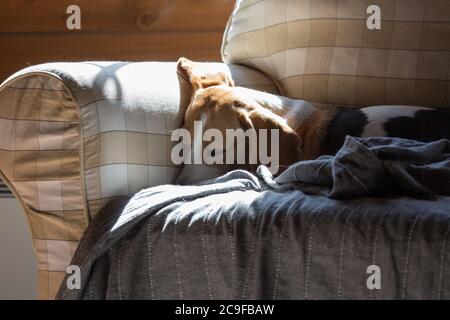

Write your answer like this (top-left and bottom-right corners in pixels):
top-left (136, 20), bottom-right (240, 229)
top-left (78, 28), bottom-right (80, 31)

top-left (1, 0), bottom-right (450, 299)
top-left (0, 62), bottom-right (278, 299)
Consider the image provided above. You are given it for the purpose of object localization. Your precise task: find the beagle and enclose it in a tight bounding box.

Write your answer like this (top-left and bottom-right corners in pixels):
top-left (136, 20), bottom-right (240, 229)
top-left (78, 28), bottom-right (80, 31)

top-left (176, 57), bottom-right (450, 183)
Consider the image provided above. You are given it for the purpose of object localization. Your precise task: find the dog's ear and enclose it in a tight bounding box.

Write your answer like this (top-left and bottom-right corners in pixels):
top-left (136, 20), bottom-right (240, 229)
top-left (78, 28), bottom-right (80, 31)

top-left (177, 57), bottom-right (235, 92)
top-left (238, 109), bottom-right (302, 174)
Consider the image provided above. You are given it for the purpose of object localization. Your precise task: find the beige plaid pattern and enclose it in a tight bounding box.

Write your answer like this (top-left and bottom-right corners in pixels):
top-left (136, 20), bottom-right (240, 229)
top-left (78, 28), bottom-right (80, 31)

top-left (0, 74), bottom-right (86, 299)
top-left (0, 62), bottom-right (278, 299)
top-left (80, 100), bottom-right (183, 218)
top-left (222, 0), bottom-right (450, 108)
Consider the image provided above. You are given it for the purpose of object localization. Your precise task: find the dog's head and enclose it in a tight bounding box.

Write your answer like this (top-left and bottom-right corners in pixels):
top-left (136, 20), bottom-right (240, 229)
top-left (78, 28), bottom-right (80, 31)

top-left (175, 58), bottom-right (301, 183)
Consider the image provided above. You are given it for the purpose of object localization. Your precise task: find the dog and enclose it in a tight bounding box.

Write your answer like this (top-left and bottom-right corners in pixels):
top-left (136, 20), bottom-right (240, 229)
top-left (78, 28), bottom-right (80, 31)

top-left (175, 57), bottom-right (450, 184)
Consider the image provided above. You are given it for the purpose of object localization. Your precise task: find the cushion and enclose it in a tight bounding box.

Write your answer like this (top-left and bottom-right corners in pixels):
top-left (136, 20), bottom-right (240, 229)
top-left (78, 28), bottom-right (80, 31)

top-left (222, 0), bottom-right (450, 108)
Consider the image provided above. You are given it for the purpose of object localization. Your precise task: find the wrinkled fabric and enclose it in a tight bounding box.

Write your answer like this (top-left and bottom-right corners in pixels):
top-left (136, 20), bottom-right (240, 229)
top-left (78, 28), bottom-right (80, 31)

top-left (275, 136), bottom-right (450, 198)
top-left (58, 137), bottom-right (450, 300)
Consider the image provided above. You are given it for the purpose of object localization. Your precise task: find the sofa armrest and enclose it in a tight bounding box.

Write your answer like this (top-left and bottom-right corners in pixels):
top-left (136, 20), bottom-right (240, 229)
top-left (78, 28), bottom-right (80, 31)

top-left (0, 61), bottom-right (278, 299)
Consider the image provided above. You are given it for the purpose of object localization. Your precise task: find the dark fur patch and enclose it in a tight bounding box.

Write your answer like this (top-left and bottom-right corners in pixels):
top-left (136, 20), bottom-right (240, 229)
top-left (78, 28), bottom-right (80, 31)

top-left (384, 109), bottom-right (450, 142)
top-left (323, 108), bottom-right (368, 155)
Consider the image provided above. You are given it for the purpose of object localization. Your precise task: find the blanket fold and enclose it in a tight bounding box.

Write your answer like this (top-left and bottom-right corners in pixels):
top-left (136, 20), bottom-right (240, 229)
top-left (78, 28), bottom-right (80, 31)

top-left (275, 136), bottom-right (450, 198)
top-left (57, 137), bottom-right (450, 300)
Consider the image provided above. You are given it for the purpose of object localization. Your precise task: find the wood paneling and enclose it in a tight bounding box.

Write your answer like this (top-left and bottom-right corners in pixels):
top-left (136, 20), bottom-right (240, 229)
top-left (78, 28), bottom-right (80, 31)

top-left (0, 0), bottom-right (235, 82)
top-left (0, 31), bottom-right (225, 81)
top-left (0, 0), bottom-right (233, 32)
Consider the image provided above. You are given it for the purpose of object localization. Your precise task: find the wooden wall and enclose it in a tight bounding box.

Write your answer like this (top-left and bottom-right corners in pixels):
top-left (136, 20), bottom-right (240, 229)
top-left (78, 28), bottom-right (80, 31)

top-left (0, 0), bottom-right (235, 82)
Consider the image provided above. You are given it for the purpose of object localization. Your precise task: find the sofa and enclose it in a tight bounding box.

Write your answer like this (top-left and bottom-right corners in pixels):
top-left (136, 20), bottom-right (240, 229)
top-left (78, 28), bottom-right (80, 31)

top-left (0, 0), bottom-right (449, 299)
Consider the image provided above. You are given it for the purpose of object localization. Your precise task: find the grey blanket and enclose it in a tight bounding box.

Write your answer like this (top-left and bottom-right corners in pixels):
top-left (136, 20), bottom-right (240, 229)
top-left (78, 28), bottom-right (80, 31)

top-left (58, 137), bottom-right (450, 299)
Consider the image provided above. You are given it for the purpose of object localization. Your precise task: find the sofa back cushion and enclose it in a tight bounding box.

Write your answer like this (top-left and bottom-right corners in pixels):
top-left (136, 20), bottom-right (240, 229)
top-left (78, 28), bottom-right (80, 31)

top-left (222, 0), bottom-right (450, 108)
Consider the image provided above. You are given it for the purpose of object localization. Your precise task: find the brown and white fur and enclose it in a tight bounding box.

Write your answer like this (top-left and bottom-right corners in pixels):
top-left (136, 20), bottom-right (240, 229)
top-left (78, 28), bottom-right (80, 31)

top-left (176, 58), bottom-right (450, 184)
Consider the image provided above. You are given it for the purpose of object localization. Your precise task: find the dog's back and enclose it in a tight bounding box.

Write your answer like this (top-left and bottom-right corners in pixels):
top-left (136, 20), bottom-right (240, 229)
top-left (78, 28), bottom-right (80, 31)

top-left (323, 106), bottom-right (450, 155)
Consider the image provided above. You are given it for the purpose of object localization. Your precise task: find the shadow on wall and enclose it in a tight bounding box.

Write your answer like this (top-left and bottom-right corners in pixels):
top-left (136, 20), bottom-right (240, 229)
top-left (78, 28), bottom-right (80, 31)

top-left (0, 197), bottom-right (37, 299)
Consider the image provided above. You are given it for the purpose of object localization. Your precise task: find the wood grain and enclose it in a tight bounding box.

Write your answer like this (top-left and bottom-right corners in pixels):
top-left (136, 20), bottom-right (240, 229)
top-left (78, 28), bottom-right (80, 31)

top-left (0, 0), bottom-right (235, 82)
top-left (0, 0), bottom-right (234, 32)
top-left (0, 31), bottom-right (224, 80)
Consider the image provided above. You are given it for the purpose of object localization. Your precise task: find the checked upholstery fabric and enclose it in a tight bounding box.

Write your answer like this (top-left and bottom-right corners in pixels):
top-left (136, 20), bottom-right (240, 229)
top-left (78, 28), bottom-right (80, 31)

top-left (222, 0), bottom-right (450, 108)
